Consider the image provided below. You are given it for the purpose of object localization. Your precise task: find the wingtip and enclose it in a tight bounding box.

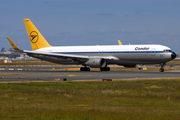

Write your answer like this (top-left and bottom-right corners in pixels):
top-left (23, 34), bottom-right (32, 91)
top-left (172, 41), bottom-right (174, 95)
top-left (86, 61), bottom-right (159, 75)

top-left (6, 37), bottom-right (10, 41)
top-left (6, 37), bottom-right (22, 51)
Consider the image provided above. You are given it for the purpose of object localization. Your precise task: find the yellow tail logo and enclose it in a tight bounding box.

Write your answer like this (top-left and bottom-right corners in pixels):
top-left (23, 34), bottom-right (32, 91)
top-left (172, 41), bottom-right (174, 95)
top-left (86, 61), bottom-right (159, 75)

top-left (23, 19), bottom-right (51, 50)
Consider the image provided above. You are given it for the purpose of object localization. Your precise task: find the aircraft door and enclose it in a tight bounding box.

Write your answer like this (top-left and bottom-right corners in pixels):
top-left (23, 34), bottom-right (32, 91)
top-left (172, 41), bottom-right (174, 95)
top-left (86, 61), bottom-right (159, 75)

top-left (151, 48), bottom-right (156, 56)
top-left (98, 51), bottom-right (103, 55)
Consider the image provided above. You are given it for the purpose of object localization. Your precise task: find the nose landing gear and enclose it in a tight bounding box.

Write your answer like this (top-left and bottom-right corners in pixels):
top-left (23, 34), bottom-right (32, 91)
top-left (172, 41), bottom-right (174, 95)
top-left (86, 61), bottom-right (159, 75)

top-left (159, 67), bottom-right (164, 72)
top-left (159, 63), bottom-right (165, 72)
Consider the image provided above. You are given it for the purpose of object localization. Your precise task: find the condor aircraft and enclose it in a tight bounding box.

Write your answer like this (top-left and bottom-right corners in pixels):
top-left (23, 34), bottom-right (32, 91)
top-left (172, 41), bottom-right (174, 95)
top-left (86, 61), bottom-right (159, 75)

top-left (7, 18), bottom-right (177, 72)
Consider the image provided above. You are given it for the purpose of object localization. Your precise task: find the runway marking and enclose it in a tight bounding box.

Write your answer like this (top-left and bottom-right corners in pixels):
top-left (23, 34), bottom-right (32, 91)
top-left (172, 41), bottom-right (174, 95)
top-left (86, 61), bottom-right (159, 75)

top-left (68, 75), bottom-right (77, 76)
top-left (53, 75), bottom-right (91, 77)
top-left (39, 69), bottom-right (65, 70)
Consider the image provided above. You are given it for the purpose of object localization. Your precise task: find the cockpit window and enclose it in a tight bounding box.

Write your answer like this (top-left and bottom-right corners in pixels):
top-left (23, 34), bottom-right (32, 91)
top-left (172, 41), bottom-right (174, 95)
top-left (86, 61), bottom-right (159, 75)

top-left (163, 49), bottom-right (172, 52)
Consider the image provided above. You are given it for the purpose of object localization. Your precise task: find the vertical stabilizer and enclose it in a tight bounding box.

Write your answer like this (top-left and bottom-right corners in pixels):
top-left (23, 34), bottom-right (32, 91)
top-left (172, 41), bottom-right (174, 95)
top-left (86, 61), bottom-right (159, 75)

top-left (23, 18), bottom-right (51, 50)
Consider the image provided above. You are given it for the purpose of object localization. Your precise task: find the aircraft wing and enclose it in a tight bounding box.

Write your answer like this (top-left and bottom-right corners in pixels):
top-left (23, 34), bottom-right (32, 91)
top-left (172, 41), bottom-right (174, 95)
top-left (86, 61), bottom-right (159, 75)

top-left (24, 50), bottom-right (89, 62)
top-left (24, 50), bottom-right (119, 63)
top-left (7, 37), bottom-right (119, 63)
top-left (7, 37), bottom-right (23, 51)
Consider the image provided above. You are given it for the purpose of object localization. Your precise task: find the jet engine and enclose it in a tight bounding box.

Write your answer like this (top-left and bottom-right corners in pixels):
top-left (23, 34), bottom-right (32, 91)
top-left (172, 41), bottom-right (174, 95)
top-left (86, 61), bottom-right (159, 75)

top-left (85, 58), bottom-right (107, 68)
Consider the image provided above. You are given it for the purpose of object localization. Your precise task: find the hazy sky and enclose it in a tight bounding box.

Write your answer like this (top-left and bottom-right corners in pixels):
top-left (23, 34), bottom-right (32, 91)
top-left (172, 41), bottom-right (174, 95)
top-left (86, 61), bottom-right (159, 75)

top-left (1, 0), bottom-right (180, 52)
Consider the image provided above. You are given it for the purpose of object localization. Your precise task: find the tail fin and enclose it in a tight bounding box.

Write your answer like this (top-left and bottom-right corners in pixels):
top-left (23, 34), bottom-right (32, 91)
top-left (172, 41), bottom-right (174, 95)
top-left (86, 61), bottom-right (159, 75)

top-left (23, 18), bottom-right (51, 50)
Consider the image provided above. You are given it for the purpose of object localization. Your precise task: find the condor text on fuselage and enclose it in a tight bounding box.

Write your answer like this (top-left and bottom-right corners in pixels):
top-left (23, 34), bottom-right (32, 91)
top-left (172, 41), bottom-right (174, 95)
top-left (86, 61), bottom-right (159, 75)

top-left (135, 47), bottom-right (150, 51)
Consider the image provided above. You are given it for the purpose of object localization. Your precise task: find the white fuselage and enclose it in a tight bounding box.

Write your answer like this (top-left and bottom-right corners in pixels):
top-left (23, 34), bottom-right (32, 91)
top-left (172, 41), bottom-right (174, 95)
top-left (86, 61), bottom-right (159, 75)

top-left (32, 44), bottom-right (174, 66)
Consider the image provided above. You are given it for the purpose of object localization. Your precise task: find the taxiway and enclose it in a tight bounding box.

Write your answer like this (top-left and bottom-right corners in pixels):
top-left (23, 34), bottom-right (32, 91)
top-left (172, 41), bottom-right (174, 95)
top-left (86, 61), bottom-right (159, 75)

top-left (0, 65), bottom-right (180, 82)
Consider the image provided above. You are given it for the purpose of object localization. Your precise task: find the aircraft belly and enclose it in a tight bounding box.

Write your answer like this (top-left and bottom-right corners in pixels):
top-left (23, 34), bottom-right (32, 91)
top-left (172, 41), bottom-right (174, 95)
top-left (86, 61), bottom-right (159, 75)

top-left (106, 53), bottom-right (172, 64)
top-left (28, 52), bottom-right (172, 65)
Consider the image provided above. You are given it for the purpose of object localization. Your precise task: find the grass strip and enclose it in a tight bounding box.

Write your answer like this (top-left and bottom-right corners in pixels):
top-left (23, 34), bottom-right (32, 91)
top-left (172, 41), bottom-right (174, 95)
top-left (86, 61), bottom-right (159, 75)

top-left (0, 79), bottom-right (180, 119)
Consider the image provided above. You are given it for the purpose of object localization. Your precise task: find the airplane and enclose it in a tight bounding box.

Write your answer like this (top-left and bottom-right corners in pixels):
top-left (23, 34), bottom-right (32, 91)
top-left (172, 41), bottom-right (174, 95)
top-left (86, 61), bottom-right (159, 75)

top-left (7, 18), bottom-right (177, 72)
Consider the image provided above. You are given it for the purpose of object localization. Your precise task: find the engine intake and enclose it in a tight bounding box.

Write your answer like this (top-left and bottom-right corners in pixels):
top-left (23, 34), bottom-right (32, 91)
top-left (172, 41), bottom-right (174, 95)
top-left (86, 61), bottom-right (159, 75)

top-left (85, 58), bottom-right (107, 68)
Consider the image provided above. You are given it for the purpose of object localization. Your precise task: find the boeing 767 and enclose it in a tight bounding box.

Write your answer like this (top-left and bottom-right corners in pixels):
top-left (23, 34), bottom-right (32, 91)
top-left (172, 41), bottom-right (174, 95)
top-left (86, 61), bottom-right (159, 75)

top-left (7, 18), bottom-right (177, 72)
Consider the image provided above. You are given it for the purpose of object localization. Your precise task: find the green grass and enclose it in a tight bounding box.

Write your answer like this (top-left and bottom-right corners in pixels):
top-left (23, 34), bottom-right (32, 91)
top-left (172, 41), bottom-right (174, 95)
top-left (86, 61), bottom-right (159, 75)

top-left (0, 79), bottom-right (180, 119)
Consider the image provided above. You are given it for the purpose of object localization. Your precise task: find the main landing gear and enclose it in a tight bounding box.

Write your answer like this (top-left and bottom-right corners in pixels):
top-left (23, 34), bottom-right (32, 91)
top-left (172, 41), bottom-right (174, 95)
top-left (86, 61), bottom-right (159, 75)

top-left (100, 67), bottom-right (110, 71)
top-left (159, 63), bottom-right (164, 72)
top-left (80, 67), bottom-right (90, 71)
top-left (80, 67), bottom-right (110, 71)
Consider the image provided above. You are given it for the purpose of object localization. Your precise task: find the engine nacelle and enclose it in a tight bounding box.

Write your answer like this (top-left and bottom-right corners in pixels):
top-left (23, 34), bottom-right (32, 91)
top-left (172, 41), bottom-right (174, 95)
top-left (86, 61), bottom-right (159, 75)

top-left (85, 58), bottom-right (107, 68)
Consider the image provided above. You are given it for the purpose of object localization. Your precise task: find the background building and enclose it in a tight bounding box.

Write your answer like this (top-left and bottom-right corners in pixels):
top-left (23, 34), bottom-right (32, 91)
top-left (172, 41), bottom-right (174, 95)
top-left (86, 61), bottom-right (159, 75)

top-left (0, 47), bottom-right (33, 60)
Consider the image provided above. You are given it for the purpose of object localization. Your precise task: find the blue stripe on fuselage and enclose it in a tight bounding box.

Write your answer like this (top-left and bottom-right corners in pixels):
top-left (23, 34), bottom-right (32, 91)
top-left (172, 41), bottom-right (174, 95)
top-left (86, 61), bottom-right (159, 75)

top-left (51, 51), bottom-right (172, 54)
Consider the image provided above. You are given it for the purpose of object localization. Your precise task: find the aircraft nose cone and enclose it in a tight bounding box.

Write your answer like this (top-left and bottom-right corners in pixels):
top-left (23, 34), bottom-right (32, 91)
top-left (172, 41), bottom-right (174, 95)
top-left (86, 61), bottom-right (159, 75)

top-left (171, 52), bottom-right (176, 59)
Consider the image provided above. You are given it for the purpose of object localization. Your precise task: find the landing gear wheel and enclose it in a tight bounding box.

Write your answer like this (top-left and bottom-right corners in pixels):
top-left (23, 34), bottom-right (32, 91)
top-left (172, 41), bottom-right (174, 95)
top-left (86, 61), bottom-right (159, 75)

top-left (159, 63), bottom-right (165, 72)
top-left (159, 68), bottom-right (164, 72)
top-left (106, 67), bottom-right (110, 71)
top-left (80, 67), bottom-right (90, 71)
top-left (100, 67), bottom-right (110, 71)
top-left (100, 67), bottom-right (104, 71)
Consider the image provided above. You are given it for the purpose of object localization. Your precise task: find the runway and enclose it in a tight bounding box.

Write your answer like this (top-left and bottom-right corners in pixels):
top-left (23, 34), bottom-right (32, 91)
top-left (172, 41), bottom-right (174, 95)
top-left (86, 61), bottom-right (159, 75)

top-left (0, 65), bottom-right (180, 82)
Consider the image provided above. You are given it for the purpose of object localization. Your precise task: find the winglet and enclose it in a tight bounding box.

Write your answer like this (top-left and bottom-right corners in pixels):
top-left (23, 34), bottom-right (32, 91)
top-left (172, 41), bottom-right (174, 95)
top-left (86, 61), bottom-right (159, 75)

top-left (6, 37), bottom-right (22, 51)
top-left (118, 40), bottom-right (122, 45)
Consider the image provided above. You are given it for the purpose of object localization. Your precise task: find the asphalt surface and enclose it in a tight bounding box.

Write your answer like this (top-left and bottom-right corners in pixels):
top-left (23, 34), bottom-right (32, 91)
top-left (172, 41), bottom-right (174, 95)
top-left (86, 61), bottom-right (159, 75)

top-left (0, 66), bottom-right (180, 82)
